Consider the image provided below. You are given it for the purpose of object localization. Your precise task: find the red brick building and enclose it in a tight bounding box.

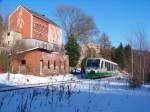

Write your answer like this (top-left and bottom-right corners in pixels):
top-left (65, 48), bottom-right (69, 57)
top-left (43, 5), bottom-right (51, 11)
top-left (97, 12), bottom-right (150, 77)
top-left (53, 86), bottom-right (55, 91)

top-left (0, 64), bottom-right (4, 73)
top-left (8, 5), bottom-right (69, 75)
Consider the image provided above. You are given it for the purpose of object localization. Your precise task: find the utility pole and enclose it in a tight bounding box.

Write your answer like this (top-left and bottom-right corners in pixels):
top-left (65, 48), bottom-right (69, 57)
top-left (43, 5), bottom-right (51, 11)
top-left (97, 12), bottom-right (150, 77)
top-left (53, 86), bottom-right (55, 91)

top-left (142, 54), bottom-right (145, 85)
top-left (131, 44), bottom-right (134, 78)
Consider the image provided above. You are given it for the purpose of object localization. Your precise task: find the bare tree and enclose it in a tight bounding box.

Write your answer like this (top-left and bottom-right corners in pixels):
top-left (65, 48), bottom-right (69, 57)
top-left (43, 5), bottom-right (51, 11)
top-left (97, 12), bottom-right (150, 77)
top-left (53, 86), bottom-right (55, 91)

top-left (134, 27), bottom-right (149, 84)
top-left (126, 32), bottom-right (135, 79)
top-left (0, 15), bottom-right (3, 46)
top-left (134, 27), bottom-right (149, 52)
top-left (55, 5), bottom-right (99, 44)
top-left (99, 32), bottom-right (111, 49)
top-left (99, 32), bottom-right (112, 60)
top-left (0, 6), bottom-right (3, 41)
top-left (10, 40), bottom-right (30, 54)
top-left (127, 27), bottom-right (150, 86)
top-left (0, 14), bottom-right (8, 47)
top-left (6, 40), bottom-right (32, 78)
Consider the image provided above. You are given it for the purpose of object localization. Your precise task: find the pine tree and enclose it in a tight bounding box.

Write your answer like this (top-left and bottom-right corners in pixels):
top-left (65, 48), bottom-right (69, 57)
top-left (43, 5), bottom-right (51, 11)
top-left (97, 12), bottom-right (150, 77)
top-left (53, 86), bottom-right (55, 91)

top-left (124, 44), bottom-right (131, 71)
top-left (111, 47), bottom-right (116, 62)
top-left (115, 43), bottom-right (125, 70)
top-left (65, 34), bottom-right (80, 67)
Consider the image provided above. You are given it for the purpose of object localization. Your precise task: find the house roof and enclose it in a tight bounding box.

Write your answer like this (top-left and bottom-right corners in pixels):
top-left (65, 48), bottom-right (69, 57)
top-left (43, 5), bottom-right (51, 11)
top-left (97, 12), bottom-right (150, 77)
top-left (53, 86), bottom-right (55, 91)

top-left (21, 5), bottom-right (60, 27)
top-left (14, 47), bottom-right (65, 56)
top-left (15, 47), bottom-right (53, 54)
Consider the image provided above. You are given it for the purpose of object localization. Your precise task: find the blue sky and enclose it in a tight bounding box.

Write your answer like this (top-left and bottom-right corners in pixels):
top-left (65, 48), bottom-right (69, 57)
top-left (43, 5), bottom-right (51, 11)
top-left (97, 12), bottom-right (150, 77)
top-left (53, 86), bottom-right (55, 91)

top-left (0, 0), bottom-right (150, 47)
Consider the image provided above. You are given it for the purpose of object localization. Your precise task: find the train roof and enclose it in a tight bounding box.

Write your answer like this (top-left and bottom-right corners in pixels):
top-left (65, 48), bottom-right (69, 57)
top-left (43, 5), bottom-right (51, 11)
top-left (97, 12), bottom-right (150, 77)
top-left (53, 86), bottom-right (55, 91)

top-left (87, 58), bottom-right (118, 65)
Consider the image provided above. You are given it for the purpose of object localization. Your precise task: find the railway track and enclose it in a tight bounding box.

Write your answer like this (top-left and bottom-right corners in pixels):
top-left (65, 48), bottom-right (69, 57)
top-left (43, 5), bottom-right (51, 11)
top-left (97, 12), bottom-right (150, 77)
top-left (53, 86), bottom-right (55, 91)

top-left (0, 80), bottom-right (82, 93)
top-left (0, 78), bottom-right (106, 93)
top-left (0, 78), bottom-right (129, 93)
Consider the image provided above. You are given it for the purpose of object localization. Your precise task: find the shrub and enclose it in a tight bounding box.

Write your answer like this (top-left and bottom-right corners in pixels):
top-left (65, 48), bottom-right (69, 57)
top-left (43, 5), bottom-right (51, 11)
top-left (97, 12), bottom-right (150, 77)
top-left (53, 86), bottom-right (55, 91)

top-left (0, 51), bottom-right (10, 72)
top-left (129, 76), bottom-right (141, 88)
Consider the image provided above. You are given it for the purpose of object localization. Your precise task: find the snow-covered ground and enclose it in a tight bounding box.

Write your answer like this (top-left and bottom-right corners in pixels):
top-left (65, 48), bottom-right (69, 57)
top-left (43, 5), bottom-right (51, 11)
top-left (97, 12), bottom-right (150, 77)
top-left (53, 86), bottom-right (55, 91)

top-left (0, 73), bottom-right (150, 112)
top-left (0, 73), bottom-right (77, 87)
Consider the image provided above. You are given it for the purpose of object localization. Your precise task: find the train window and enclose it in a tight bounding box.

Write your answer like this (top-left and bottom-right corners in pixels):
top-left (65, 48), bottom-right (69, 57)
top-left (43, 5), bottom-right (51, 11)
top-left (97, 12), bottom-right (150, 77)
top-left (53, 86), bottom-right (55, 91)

top-left (107, 63), bottom-right (109, 71)
top-left (86, 59), bottom-right (100, 68)
top-left (105, 62), bottom-right (107, 70)
top-left (110, 64), bottom-right (111, 71)
top-left (112, 65), bottom-right (114, 71)
top-left (106, 62), bottom-right (109, 71)
top-left (114, 65), bottom-right (116, 70)
top-left (101, 61), bottom-right (103, 69)
top-left (114, 65), bottom-right (116, 71)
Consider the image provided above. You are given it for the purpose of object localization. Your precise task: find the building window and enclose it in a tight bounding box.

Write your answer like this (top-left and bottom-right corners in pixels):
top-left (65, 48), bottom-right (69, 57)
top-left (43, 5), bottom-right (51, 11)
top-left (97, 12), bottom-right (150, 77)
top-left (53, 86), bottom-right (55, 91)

top-left (7, 32), bottom-right (10, 36)
top-left (21, 60), bottom-right (26, 65)
top-left (48, 61), bottom-right (50, 69)
top-left (54, 61), bottom-right (56, 70)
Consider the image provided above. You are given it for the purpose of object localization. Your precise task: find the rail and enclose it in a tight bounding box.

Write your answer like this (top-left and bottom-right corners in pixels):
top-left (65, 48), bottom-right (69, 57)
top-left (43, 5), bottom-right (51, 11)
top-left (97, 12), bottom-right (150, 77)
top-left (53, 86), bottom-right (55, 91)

top-left (0, 80), bottom-right (82, 92)
top-left (0, 79), bottom-right (150, 95)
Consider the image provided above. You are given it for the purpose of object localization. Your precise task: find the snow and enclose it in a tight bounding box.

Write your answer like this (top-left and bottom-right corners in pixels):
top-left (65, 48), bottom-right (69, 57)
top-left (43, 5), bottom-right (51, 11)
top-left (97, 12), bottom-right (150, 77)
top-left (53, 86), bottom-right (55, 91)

top-left (0, 73), bottom-right (77, 87)
top-left (0, 81), bottom-right (150, 112)
top-left (0, 73), bottom-right (150, 112)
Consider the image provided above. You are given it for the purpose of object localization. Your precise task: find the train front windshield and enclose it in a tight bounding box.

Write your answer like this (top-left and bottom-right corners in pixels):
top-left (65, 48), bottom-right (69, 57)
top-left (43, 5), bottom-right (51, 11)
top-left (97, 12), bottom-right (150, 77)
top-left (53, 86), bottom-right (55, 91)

top-left (86, 59), bottom-right (100, 68)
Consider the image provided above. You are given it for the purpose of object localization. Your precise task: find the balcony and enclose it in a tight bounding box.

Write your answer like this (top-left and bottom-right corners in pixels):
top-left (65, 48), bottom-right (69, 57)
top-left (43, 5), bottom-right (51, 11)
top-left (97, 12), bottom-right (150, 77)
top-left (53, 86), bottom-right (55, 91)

top-left (20, 39), bottom-right (64, 52)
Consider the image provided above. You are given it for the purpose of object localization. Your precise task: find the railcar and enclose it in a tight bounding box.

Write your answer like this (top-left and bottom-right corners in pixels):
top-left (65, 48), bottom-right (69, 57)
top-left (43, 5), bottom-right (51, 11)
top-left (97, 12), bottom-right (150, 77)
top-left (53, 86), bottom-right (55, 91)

top-left (85, 58), bottom-right (118, 79)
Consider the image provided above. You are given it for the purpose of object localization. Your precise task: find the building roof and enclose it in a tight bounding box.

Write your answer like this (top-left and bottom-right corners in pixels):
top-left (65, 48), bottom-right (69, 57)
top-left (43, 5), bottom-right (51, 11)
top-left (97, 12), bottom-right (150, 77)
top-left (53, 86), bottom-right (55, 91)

top-left (21, 5), bottom-right (60, 27)
top-left (15, 47), bottom-right (53, 54)
top-left (13, 47), bottom-right (65, 56)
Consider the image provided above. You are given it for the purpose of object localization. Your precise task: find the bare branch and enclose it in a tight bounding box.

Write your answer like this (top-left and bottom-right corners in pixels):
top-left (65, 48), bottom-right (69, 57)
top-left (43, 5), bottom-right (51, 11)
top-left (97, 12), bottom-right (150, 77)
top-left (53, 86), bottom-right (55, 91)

top-left (55, 5), bottom-right (99, 44)
top-left (0, 15), bottom-right (4, 46)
